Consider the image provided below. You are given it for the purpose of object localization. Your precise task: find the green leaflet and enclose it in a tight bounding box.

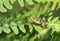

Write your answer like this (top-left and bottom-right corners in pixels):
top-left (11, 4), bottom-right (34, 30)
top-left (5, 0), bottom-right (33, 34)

top-left (48, 16), bottom-right (52, 22)
top-left (42, 2), bottom-right (50, 14)
top-left (10, 0), bottom-right (16, 4)
top-left (29, 34), bottom-right (38, 41)
top-left (0, 27), bottom-right (2, 34)
top-left (52, 25), bottom-right (58, 32)
top-left (15, 14), bottom-right (21, 21)
top-left (21, 33), bottom-right (30, 41)
top-left (0, 0), bottom-right (59, 13)
top-left (34, 0), bottom-right (41, 3)
top-left (10, 22), bottom-right (19, 34)
top-left (18, 24), bottom-right (26, 33)
top-left (18, 0), bottom-right (24, 7)
top-left (44, 28), bottom-right (52, 40)
top-left (5, 17), bottom-right (13, 22)
top-left (47, 24), bottom-right (60, 34)
top-left (48, 17), bottom-right (60, 33)
top-left (3, 0), bottom-right (13, 9)
top-left (52, 20), bottom-right (60, 33)
top-left (55, 20), bottom-right (60, 24)
top-left (33, 24), bottom-right (42, 33)
top-left (24, 33), bottom-right (30, 38)
top-left (28, 23), bottom-right (33, 33)
top-left (26, 0), bottom-right (33, 5)
top-left (2, 23), bottom-right (11, 33)
top-left (0, 3), bottom-right (7, 12)
top-left (55, 24), bottom-right (60, 32)
top-left (17, 21), bottom-right (26, 33)
top-left (50, 17), bottom-right (59, 23)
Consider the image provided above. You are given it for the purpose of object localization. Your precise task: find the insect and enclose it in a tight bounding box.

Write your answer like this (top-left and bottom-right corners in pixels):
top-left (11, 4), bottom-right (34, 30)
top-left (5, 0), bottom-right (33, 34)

top-left (27, 17), bottom-right (48, 25)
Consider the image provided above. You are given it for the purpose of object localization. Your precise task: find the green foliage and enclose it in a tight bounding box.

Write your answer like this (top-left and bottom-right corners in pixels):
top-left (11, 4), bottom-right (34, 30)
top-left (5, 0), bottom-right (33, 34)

top-left (0, 0), bottom-right (60, 41)
top-left (0, 0), bottom-right (60, 12)
top-left (2, 23), bottom-right (11, 33)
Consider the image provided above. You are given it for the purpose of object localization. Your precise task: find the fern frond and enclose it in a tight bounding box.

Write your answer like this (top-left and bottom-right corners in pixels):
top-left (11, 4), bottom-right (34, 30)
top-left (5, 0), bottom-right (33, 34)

top-left (0, 0), bottom-right (59, 12)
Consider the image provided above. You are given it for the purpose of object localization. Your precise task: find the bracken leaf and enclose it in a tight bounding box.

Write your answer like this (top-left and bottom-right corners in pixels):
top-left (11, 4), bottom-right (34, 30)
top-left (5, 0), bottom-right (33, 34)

top-left (3, 0), bottom-right (13, 9)
top-left (18, 0), bottom-right (24, 7)
top-left (10, 22), bottom-right (19, 34)
top-left (33, 24), bottom-right (42, 33)
top-left (26, 0), bottom-right (33, 5)
top-left (17, 21), bottom-right (26, 33)
top-left (2, 23), bottom-right (11, 33)
top-left (28, 23), bottom-right (33, 33)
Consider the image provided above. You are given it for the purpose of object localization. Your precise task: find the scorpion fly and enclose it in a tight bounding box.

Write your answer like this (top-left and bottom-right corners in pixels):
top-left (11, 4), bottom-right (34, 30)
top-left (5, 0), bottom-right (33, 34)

top-left (27, 17), bottom-right (48, 25)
